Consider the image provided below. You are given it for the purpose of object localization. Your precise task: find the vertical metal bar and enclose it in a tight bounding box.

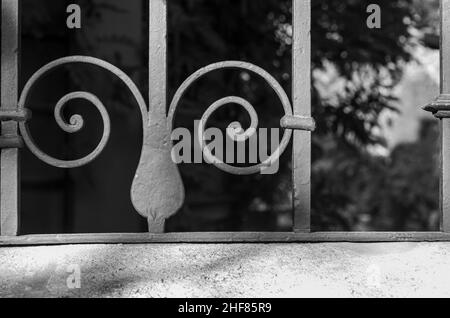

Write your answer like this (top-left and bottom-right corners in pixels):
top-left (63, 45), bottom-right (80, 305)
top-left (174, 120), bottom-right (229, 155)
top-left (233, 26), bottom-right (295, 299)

top-left (292, 0), bottom-right (311, 232)
top-left (440, 0), bottom-right (450, 232)
top-left (149, 0), bottom-right (167, 120)
top-left (441, 120), bottom-right (450, 232)
top-left (0, 0), bottom-right (20, 236)
top-left (147, 0), bottom-right (168, 233)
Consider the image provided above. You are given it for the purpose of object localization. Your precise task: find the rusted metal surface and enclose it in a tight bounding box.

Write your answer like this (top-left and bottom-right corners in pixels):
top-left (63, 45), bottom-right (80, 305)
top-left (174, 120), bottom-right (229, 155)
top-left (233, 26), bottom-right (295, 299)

top-left (424, 0), bottom-right (450, 232)
top-left (131, 0), bottom-right (184, 233)
top-left (292, 0), bottom-right (312, 233)
top-left (1, 0), bottom-right (20, 236)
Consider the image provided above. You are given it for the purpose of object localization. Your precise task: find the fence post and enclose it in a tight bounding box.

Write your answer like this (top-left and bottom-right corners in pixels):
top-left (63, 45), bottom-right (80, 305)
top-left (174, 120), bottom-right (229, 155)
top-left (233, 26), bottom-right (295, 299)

top-left (292, 0), bottom-right (312, 232)
top-left (425, 0), bottom-right (450, 232)
top-left (0, 0), bottom-right (20, 236)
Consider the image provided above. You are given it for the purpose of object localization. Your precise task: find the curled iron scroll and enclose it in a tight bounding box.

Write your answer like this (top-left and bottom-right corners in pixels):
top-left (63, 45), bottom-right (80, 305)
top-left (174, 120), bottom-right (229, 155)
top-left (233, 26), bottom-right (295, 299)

top-left (18, 56), bottom-right (149, 169)
top-left (16, 57), bottom-right (304, 231)
top-left (168, 61), bottom-right (294, 175)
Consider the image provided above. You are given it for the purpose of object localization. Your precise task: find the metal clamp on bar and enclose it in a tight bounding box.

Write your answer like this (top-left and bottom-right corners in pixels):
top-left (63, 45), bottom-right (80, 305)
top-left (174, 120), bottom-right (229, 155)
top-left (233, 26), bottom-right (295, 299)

top-left (424, 94), bottom-right (450, 118)
top-left (0, 135), bottom-right (24, 149)
top-left (0, 109), bottom-right (31, 122)
top-left (0, 109), bottom-right (29, 148)
top-left (280, 115), bottom-right (316, 132)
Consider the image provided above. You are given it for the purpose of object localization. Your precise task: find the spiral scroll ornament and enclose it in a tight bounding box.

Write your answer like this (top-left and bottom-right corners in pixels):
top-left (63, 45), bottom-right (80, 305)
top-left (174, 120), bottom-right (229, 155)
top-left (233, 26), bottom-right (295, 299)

top-left (18, 56), bottom-right (149, 169)
top-left (168, 61), bottom-right (295, 175)
top-left (16, 57), bottom-right (314, 232)
top-left (18, 56), bottom-right (185, 233)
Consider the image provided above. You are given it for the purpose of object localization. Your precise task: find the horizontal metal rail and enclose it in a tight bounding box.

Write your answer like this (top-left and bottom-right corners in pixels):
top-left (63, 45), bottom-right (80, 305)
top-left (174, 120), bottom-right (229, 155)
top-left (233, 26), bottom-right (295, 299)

top-left (1, 232), bottom-right (450, 246)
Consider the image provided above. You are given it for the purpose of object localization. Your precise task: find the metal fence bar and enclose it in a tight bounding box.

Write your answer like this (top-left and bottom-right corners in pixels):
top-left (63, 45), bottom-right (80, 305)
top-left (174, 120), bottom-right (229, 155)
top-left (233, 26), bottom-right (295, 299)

top-left (4, 232), bottom-right (450, 246)
top-left (147, 0), bottom-right (169, 233)
top-left (439, 0), bottom-right (450, 232)
top-left (292, 0), bottom-right (312, 232)
top-left (149, 0), bottom-right (167, 121)
top-left (0, 0), bottom-right (20, 236)
top-left (426, 0), bottom-right (450, 232)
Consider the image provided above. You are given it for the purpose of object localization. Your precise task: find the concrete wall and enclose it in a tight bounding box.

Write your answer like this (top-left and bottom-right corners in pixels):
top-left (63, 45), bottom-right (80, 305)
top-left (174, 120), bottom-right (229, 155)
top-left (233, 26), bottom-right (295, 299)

top-left (1, 243), bottom-right (450, 298)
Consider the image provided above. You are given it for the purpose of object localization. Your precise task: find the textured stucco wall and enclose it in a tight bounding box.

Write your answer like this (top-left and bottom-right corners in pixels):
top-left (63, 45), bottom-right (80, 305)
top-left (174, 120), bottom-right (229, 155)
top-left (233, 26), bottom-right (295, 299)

top-left (1, 243), bottom-right (450, 298)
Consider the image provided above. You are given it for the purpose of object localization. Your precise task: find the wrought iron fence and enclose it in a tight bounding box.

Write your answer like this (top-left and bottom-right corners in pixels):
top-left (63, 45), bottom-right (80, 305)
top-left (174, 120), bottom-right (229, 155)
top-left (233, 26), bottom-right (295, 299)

top-left (0, 0), bottom-right (450, 244)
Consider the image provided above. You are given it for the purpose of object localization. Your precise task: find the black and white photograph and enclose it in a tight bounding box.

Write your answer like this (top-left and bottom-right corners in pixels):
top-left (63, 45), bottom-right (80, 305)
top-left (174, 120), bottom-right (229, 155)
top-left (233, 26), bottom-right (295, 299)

top-left (0, 0), bottom-right (449, 300)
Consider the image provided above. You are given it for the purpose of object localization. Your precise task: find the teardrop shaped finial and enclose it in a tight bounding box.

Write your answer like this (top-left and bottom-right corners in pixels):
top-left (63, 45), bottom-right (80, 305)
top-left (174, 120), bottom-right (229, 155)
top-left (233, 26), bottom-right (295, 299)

top-left (131, 127), bottom-right (185, 233)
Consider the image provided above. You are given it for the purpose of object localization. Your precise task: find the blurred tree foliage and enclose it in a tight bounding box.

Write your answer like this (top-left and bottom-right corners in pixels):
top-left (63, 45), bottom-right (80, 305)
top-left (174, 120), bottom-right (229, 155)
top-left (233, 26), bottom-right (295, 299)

top-left (21, 0), bottom-right (440, 231)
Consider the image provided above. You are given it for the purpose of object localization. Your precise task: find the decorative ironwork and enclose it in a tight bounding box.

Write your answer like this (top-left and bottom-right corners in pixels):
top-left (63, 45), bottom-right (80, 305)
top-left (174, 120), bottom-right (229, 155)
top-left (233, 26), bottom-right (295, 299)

top-left (0, 109), bottom-right (30, 122)
top-left (16, 55), bottom-right (184, 233)
top-left (424, 94), bottom-right (450, 118)
top-left (3, 0), bottom-right (448, 243)
top-left (16, 55), bottom-right (315, 232)
top-left (280, 115), bottom-right (316, 132)
top-left (0, 135), bottom-right (23, 149)
top-left (168, 61), bottom-right (315, 175)
top-left (18, 56), bottom-right (148, 168)
top-left (0, 110), bottom-right (29, 149)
